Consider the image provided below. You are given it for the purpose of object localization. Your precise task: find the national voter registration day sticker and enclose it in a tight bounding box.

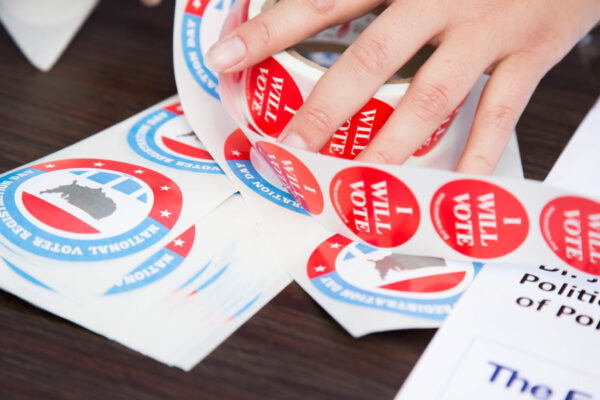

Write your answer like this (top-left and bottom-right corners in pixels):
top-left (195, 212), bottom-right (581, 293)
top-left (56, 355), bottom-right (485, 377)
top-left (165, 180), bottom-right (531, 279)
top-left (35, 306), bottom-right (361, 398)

top-left (128, 102), bottom-right (222, 174)
top-left (0, 159), bottom-right (182, 261)
top-left (181, 0), bottom-right (235, 99)
top-left (540, 196), bottom-right (600, 275)
top-left (256, 141), bottom-right (324, 215)
top-left (224, 129), bottom-right (308, 214)
top-left (330, 167), bottom-right (420, 248)
top-left (431, 179), bottom-right (529, 258)
top-left (105, 225), bottom-right (195, 295)
top-left (307, 234), bottom-right (481, 319)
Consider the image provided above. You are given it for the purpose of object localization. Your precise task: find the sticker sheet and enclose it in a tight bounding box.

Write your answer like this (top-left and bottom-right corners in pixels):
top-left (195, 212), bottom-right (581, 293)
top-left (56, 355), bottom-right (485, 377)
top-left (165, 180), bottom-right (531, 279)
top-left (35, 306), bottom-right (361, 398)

top-left (0, 96), bottom-right (235, 295)
top-left (396, 99), bottom-right (600, 399)
top-left (0, 195), bottom-right (290, 370)
top-left (173, 0), bottom-right (526, 336)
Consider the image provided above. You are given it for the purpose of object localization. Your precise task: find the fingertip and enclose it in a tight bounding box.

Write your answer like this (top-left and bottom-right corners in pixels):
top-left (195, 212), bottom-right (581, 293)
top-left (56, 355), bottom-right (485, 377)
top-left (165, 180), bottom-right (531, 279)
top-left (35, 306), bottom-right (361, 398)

top-left (455, 154), bottom-right (496, 175)
top-left (278, 131), bottom-right (309, 151)
top-left (204, 36), bottom-right (247, 73)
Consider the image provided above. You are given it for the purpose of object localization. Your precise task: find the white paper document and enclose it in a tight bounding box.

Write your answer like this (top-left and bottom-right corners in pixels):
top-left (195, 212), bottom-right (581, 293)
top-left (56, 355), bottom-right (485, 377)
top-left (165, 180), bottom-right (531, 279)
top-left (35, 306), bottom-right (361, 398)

top-left (396, 99), bottom-right (600, 399)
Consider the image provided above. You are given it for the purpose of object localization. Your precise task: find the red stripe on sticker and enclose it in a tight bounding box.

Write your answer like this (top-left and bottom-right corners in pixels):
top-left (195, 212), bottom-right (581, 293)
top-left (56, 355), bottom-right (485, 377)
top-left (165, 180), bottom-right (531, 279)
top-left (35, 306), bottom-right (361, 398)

top-left (161, 136), bottom-right (213, 159)
top-left (22, 191), bottom-right (100, 234)
top-left (378, 271), bottom-right (466, 293)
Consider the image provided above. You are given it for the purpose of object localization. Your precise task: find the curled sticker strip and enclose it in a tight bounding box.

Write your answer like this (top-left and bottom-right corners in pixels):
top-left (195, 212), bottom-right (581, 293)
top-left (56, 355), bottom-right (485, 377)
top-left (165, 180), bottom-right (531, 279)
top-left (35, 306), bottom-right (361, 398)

top-left (218, 0), bottom-right (600, 275)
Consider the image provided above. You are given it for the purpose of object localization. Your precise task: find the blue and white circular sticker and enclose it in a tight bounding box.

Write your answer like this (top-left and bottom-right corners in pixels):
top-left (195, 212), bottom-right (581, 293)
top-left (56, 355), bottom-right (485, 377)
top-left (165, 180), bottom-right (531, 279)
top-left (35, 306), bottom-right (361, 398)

top-left (128, 102), bottom-right (222, 174)
top-left (308, 234), bottom-right (482, 320)
top-left (0, 159), bottom-right (183, 261)
top-left (181, 0), bottom-right (235, 99)
top-left (224, 129), bottom-right (308, 214)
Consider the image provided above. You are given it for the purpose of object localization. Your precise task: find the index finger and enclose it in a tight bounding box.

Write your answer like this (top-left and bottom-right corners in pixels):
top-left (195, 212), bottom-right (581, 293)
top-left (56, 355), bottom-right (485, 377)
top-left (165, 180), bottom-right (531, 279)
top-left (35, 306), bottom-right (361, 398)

top-left (205, 0), bottom-right (383, 73)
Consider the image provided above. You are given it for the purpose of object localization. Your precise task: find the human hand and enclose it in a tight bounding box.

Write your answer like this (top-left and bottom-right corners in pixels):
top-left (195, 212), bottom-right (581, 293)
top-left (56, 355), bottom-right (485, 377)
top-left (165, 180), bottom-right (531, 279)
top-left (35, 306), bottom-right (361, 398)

top-left (206, 0), bottom-right (600, 174)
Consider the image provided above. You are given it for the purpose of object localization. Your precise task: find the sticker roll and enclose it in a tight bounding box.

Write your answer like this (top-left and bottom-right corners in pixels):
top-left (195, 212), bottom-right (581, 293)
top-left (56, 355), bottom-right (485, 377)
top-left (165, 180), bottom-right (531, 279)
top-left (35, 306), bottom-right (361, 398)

top-left (242, 0), bottom-right (464, 161)
top-left (218, 0), bottom-right (600, 275)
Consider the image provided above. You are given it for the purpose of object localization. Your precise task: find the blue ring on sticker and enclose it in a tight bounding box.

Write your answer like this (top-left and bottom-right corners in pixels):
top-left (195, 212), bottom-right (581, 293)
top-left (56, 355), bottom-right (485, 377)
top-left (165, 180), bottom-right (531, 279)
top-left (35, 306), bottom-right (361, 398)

top-left (224, 129), bottom-right (308, 215)
top-left (127, 103), bottom-right (223, 174)
top-left (308, 234), bottom-right (482, 320)
top-left (105, 225), bottom-right (195, 295)
top-left (0, 159), bottom-right (183, 261)
top-left (2, 257), bottom-right (54, 291)
top-left (181, 0), bottom-right (236, 99)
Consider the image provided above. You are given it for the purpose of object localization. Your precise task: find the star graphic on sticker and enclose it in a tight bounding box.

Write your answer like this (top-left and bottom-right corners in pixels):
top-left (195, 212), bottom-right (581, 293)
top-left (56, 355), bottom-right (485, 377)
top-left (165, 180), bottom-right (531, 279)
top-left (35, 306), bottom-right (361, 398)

top-left (93, 162), bottom-right (104, 167)
top-left (160, 209), bottom-right (172, 218)
top-left (314, 266), bottom-right (327, 272)
top-left (231, 150), bottom-right (242, 157)
top-left (330, 243), bottom-right (341, 249)
top-left (160, 185), bottom-right (170, 191)
top-left (134, 169), bottom-right (145, 174)
top-left (173, 238), bottom-right (185, 247)
top-left (44, 164), bottom-right (55, 169)
top-left (193, 0), bottom-right (201, 8)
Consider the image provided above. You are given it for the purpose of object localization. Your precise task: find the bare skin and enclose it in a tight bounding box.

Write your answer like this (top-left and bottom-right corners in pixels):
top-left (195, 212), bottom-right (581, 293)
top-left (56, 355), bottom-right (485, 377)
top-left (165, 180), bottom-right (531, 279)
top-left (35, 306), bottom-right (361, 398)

top-left (205, 0), bottom-right (600, 174)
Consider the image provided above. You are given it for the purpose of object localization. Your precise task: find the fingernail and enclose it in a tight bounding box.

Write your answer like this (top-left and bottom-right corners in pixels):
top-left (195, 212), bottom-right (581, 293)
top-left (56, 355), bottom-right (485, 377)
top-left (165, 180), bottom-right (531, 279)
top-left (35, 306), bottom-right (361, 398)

top-left (280, 132), bottom-right (308, 151)
top-left (204, 36), bottom-right (246, 72)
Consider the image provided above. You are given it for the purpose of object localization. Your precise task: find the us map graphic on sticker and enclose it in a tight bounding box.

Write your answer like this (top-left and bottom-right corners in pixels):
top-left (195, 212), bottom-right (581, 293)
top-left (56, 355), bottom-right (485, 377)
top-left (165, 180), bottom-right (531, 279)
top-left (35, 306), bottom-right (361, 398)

top-left (307, 234), bottom-right (482, 320)
top-left (224, 129), bottom-right (308, 214)
top-left (128, 102), bottom-right (222, 173)
top-left (181, 0), bottom-right (236, 99)
top-left (0, 159), bottom-right (182, 261)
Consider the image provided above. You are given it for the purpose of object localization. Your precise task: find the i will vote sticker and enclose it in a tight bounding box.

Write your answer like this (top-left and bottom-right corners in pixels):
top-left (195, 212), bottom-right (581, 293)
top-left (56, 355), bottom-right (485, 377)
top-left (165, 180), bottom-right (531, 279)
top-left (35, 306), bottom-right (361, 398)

top-left (431, 179), bottom-right (529, 258)
top-left (245, 56), bottom-right (462, 159)
top-left (330, 167), bottom-right (420, 248)
top-left (245, 57), bottom-right (302, 138)
top-left (319, 98), bottom-right (393, 160)
top-left (255, 141), bottom-right (324, 215)
top-left (540, 196), bottom-right (600, 274)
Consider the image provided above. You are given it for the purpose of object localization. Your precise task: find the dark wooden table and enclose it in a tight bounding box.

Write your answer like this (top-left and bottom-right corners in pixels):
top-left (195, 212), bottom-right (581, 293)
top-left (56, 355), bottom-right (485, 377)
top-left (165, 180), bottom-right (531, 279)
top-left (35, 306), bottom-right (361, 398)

top-left (0, 1), bottom-right (598, 399)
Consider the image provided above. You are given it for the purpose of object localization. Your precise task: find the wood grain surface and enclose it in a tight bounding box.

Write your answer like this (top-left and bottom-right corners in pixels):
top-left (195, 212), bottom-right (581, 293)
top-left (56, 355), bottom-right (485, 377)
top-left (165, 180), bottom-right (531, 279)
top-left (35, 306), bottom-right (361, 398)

top-left (0, 1), bottom-right (598, 399)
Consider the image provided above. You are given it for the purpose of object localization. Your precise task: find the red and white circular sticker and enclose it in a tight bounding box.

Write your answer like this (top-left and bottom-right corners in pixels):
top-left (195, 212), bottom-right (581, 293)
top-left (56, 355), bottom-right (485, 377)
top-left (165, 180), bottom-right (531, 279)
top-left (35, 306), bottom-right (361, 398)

top-left (319, 98), bottom-right (394, 160)
top-left (540, 196), bottom-right (600, 274)
top-left (413, 99), bottom-right (465, 157)
top-left (330, 167), bottom-right (420, 248)
top-left (431, 179), bottom-right (529, 258)
top-left (245, 57), bottom-right (303, 138)
top-left (255, 141), bottom-right (324, 215)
